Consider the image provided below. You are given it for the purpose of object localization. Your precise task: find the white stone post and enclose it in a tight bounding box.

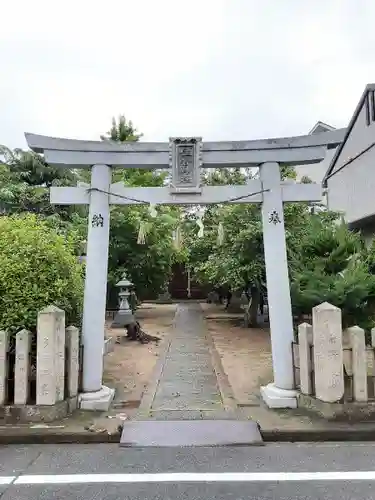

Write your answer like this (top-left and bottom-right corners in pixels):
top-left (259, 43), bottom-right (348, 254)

top-left (298, 323), bottom-right (313, 395)
top-left (66, 326), bottom-right (79, 398)
top-left (55, 309), bottom-right (66, 401)
top-left (259, 162), bottom-right (297, 408)
top-left (312, 302), bottom-right (344, 403)
top-left (187, 268), bottom-right (191, 298)
top-left (0, 331), bottom-right (9, 405)
top-left (79, 164), bottom-right (115, 410)
top-left (14, 329), bottom-right (31, 405)
top-left (348, 326), bottom-right (368, 402)
top-left (371, 327), bottom-right (375, 398)
top-left (36, 306), bottom-right (65, 405)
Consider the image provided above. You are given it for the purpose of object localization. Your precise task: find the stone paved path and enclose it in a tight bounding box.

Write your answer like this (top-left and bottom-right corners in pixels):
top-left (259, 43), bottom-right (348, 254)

top-left (149, 303), bottom-right (224, 417)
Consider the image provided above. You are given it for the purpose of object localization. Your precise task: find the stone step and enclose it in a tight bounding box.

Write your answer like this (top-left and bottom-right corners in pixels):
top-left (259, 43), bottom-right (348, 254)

top-left (120, 419), bottom-right (263, 447)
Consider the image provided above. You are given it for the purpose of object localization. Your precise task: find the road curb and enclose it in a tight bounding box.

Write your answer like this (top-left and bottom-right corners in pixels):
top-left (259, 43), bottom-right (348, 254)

top-left (0, 425), bottom-right (375, 445)
top-left (261, 427), bottom-right (375, 442)
top-left (0, 430), bottom-right (122, 445)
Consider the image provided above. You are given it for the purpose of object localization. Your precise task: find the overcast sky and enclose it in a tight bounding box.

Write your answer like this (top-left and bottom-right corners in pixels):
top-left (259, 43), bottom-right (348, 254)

top-left (1, 0), bottom-right (374, 149)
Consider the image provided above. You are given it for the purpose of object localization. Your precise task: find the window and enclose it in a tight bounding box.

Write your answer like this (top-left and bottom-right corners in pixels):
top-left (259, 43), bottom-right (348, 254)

top-left (365, 90), bottom-right (375, 126)
top-left (371, 91), bottom-right (375, 122)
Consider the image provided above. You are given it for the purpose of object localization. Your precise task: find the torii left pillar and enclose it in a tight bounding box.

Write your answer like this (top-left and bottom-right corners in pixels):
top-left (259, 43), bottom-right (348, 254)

top-left (78, 164), bottom-right (115, 410)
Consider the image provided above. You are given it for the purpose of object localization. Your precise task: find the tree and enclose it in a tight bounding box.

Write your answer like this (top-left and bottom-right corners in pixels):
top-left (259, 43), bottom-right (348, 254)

top-left (108, 206), bottom-right (178, 301)
top-left (1, 115), bottom-right (178, 303)
top-left (100, 115), bottom-right (143, 143)
top-left (188, 187), bottom-right (375, 332)
top-left (101, 115), bottom-right (168, 186)
top-left (99, 115), bottom-right (178, 301)
top-left (0, 214), bottom-right (84, 333)
top-left (185, 166), bottom-right (303, 325)
top-left (0, 145), bottom-right (80, 220)
top-left (185, 164), bottom-right (375, 330)
top-left (289, 217), bottom-right (375, 331)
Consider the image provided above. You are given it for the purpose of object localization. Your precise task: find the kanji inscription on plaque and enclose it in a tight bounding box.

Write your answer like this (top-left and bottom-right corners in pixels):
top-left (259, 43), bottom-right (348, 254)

top-left (169, 137), bottom-right (202, 194)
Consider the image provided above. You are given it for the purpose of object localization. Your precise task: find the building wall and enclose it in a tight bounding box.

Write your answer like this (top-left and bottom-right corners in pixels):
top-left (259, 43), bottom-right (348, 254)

top-left (295, 122), bottom-right (337, 187)
top-left (295, 147), bottom-right (337, 185)
top-left (327, 145), bottom-right (375, 224)
top-left (331, 100), bottom-right (375, 174)
top-left (322, 87), bottom-right (375, 243)
top-left (295, 162), bottom-right (326, 183)
top-left (361, 225), bottom-right (375, 247)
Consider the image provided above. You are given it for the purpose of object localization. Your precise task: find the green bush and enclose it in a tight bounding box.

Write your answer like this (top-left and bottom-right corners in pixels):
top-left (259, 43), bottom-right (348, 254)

top-left (289, 221), bottom-right (375, 333)
top-left (0, 214), bottom-right (84, 333)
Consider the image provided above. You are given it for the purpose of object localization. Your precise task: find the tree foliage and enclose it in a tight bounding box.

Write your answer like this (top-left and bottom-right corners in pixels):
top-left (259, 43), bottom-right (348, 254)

top-left (289, 218), bottom-right (375, 330)
top-left (185, 165), bottom-right (375, 330)
top-left (100, 115), bottom-right (143, 143)
top-left (108, 206), bottom-right (178, 301)
top-left (0, 116), bottom-right (179, 306)
top-left (0, 214), bottom-right (84, 333)
top-left (0, 145), bottom-right (80, 220)
top-left (100, 115), bottom-right (178, 301)
top-left (186, 166), bottom-right (300, 291)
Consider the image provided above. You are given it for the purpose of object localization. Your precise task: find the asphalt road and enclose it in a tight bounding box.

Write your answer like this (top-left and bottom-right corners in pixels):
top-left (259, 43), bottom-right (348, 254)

top-left (1, 442), bottom-right (375, 499)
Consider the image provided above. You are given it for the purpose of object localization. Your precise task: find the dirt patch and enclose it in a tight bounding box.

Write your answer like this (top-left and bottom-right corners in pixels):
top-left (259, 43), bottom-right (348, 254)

top-left (204, 304), bottom-right (273, 405)
top-left (103, 303), bottom-right (176, 406)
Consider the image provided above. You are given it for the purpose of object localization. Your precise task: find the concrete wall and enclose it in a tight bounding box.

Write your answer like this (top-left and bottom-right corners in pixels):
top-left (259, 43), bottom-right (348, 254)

top-left (327, 145), bottom-right (375, 224)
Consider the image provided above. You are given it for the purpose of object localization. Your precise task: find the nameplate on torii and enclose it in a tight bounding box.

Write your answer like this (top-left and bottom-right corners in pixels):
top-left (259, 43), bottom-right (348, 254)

top-left (169, 137), bottom-right (202, 194)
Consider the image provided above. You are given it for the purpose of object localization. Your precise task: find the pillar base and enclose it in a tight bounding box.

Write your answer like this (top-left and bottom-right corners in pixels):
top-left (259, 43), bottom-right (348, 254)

top-left (260, 383), bottom-right (297, 409)
top-left (78, 385), bottom-right (115, 411)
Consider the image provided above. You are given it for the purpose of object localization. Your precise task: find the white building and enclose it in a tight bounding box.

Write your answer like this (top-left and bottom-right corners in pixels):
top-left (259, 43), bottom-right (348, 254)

top-left (323, 84), bottom-right (375, 245)
top-left (295, 121), bottom-right (337, 185)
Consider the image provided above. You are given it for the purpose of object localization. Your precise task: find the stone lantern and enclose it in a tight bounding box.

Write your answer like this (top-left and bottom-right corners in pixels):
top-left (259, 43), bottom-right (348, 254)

top-left (111, 274), bottom-right (135, 328)
top-left (78, 239), bottom-right (87, 264)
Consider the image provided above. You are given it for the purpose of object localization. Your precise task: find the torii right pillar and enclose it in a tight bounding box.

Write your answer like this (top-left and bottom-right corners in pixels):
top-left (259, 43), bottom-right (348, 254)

top-left (259, 162), bottom-right (297, 408)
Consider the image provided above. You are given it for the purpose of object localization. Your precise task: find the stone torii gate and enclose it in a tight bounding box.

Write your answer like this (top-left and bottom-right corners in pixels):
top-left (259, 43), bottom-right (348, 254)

top-left (25, 130), bottom-right (345, 411)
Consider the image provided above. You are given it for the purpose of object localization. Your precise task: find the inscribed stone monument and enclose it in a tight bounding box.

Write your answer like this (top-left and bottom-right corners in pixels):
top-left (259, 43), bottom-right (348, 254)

top-left (14, 329), bottom-right (31, 405)
top-left (36, 306), bottom-right (66, 405)
top-left (312, 302), bottom-right (344, 403)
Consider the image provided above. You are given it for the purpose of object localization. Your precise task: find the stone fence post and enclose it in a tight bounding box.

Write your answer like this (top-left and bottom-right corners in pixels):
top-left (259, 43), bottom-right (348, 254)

top-left (347, 326), bottom-right (367, 402)
top-left (299, 306), bottom-right (371, 405)
top-left (0, 331), bottom-right (9, 405)
top-left (66, 326), bottom-right (79, 399)
top-left (312, 302), bottom-right (344, 403)
top-left (298, 323), bottom-right (313, 395)
top-left (14, 329), bottom-right (31, 405)
top-left (36, 306), bottom-right (65, 405)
